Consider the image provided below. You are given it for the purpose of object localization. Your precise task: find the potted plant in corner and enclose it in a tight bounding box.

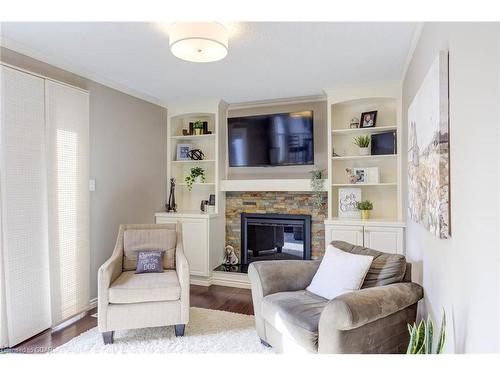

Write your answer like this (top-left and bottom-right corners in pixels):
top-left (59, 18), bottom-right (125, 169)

top-left (185, 167), bottom-right (206, 191)
top-left (357, 200), bottom-right (373, 220)
top-left (193, 121), bottom-right (204, 136)
top-left (353, 135), bottom-right (371, 156)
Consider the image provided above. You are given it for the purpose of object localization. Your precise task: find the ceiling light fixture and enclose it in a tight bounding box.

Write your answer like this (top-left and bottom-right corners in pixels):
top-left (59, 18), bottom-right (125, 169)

top-left (169, 22), bottom-right (228, 63)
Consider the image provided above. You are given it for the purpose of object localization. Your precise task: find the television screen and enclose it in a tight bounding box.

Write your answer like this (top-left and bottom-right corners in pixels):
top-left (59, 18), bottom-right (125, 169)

top-left (228, 111), bottom-right (314, 167)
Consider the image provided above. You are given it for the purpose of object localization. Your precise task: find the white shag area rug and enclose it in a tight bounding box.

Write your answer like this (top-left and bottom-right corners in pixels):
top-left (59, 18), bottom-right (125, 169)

top-left (52, 307), bottom-right (274, 354)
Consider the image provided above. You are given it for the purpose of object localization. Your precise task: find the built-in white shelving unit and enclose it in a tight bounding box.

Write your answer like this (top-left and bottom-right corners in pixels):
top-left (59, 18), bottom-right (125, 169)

top-left (156, 99), bottom-right (228, 285)
top-left (323, 84), bottom-right (405, 254)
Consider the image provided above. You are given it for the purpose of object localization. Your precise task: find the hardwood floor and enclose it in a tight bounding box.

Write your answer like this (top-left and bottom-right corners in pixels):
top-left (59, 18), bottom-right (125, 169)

top-left (9, 285), bottom-right (253, 353)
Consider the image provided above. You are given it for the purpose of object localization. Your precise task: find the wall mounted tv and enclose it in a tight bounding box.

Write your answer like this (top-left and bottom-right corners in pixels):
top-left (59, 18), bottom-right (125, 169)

top-left (228, 111), bottom-right (314, 167)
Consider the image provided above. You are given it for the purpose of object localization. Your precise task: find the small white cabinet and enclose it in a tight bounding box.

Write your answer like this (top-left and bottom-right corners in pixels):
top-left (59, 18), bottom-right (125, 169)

top-left (325, 220), bottom-right (405, 254)
top-left (155, 213), bottom-right (218, 282)
top-left (325, 225), bottom-right (364, 246)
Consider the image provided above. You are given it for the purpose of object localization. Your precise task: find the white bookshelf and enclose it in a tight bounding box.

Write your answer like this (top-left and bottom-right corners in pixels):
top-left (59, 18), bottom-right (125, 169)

top-left (324, 84), bottom-right (403, 223)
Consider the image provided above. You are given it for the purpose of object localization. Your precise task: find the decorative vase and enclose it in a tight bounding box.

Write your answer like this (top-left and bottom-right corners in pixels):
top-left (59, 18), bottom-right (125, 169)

top-left (194, 175), bottom-right (203, 184)
top-left (194, 128), bottom-right (203, 135)
top-left (359, 147), bottom-right (370, 156)
top-left (360, 210), bottom-right (371, 220)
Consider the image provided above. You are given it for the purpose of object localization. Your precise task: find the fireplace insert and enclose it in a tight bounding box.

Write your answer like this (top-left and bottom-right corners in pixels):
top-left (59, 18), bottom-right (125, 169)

top-left (240, 213), bottom-right (311, 265)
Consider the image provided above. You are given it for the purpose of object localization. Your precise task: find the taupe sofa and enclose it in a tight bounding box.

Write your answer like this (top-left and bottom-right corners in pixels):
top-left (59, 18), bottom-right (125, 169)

top-left (98, 223), bottom-right (189, 344)
top-left (248, 241), bottom-right (423, 353)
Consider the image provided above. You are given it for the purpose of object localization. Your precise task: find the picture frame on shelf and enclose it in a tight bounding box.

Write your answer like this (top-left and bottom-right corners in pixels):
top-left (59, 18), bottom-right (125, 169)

top-left (176, 144), bottom-right (192, 161)
top-left (338, 188), bottom-right (361, 219)
top-left (360, 110), bottom-right (377, 128)
top-left (353, 167), bottom-right (380, 184)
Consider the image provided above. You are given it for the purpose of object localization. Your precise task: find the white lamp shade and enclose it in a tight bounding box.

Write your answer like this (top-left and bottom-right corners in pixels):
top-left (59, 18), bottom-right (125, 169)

top-left (169, 22), bottom-right (228, 63)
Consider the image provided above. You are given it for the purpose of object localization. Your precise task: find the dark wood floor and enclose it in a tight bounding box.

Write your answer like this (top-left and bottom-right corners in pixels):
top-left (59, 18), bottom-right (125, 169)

top-left (9, 285), bottom-right (253, 353)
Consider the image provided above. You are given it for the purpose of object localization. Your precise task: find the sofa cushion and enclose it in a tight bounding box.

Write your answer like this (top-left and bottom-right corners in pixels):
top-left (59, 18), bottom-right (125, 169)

top-left (331, 241), bottom-right (407, 288)
top-left (262, 290), bottom-right (328, 352)
top-left (307, 245), bottom-right (373, 300)
top-left (123, 229), bottom-right (176, 271)
top-left (108, 270), bottom-right (180, 304)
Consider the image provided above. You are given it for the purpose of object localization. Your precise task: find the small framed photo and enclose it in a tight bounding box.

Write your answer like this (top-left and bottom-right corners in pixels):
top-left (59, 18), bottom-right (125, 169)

top-left (176, 144), bottom-right (192, 161)
top-left (360, 110), bottom-right (377, 128)
top-left (353, 167), bottom-right (380, 184)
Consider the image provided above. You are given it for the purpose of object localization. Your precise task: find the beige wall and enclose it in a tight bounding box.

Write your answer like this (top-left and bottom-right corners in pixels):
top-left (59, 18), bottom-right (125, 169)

top-left (227, 101), bottom-right (327, 179)
top-left (402, 23), bottom-right (499, 353)
top-left (1, 48), bottom-right (168, 299)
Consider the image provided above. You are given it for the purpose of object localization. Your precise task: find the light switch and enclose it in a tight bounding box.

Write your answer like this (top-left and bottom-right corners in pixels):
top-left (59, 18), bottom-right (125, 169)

top-left (89, 179), bottom-right (96, 192)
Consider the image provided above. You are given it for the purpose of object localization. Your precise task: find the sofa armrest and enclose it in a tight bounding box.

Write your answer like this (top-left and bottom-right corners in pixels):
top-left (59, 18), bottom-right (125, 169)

top-left (176, 230), bottom-right (190, 322)
top-left (319, 282), bottom-right (424, 331)
top-left (248, 260), bottom-right (321, 297)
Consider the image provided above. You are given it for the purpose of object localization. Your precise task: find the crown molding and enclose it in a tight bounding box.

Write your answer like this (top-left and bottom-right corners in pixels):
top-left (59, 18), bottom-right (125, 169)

top-left (228, 94), bottom-right (326, 110)
top-left (1, 36), bottom-right (168, 108)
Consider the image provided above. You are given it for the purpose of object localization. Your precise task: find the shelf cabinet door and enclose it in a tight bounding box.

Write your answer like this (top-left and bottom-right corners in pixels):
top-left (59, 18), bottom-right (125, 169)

top-left (325, 225), bottom-right (364, 246)
top-left (363, 226), bottom-right (404, 254)
top-left (181, 219), bottom-right (209, 277)
top-left (155, 216), bottom-right (209, 277)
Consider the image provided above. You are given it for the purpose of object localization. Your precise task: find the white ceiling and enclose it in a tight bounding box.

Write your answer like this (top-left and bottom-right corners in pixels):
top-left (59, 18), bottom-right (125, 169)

top-left (1, 22), bottom-right (417, 106)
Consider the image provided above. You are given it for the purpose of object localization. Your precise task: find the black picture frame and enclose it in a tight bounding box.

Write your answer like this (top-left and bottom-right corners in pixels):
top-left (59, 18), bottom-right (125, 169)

top-left (360, 110), bottom-right (377, 128)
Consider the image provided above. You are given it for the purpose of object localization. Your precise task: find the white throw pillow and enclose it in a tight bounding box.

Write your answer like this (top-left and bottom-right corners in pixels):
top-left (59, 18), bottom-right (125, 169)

top-left (306, 245), bottom-right (373, 300)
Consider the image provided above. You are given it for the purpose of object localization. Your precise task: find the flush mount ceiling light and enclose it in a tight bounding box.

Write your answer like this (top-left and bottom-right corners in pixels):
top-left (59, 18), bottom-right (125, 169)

top-left (169, 22), bottom-right (228, 63)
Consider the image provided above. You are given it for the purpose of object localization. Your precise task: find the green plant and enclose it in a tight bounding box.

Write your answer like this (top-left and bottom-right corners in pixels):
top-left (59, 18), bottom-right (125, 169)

top-left (310, 169), bottom-right (326, 210)
top-left (353, 135), bottom-right (371, 148)
top-left (185, 166), bottom-right (206, 191)
top-left (357, 200), bottom-right (373, 210)
top-left (193, 121), bottom-right (204, 129)
top-left (407, 311), bottom-right (446, 354)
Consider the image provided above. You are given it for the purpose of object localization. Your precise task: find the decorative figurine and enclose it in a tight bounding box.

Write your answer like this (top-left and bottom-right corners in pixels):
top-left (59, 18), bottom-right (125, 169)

top-left (166, 178), bottom-right (177, 212)
top-left (187, 149), bottom-right (205, 160)
top-left (223, 245), bottom-right (239, 265)
top-left (350, 117), bottom-right (360, 129)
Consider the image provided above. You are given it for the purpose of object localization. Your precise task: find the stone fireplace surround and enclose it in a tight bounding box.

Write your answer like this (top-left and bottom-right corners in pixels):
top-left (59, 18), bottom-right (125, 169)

top-left (225, 191), bottom-right (327, 261)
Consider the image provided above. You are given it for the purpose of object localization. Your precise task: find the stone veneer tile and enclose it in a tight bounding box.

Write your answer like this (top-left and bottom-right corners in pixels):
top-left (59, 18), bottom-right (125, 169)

top-left (225, 192), bottom-right (327, 260)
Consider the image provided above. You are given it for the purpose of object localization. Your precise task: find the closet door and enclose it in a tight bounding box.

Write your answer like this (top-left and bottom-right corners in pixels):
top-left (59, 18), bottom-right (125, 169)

top-left (0, 66), bottom-right (51, 346)
top-left (46, 80), bottom-right (90, 326)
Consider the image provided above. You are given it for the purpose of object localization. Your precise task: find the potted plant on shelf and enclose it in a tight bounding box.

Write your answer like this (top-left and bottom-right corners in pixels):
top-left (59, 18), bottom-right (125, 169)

top-left (353, 135), bottom-right (371, 156)
top-left (193, 121), bottom-right (204, 136)
top-left (357, 200), bottom-right (373, 220)
top-left (185, 167), bottom-right (206, 191)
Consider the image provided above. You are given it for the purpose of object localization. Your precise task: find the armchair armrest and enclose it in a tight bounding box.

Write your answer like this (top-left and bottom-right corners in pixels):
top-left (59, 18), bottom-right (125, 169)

top-left (175, 229), bottom-right (190, 322)
top-left (248, 260), bottom-right (321, 297)
top-left (248, 260), bottom-right (320, 341)
top-left (319, 282), bottom-right (424, 331)
top-left (97, 245), bottom-right (123, 332)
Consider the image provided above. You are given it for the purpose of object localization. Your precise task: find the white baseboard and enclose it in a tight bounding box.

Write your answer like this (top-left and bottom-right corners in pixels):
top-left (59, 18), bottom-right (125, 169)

top-left (88, 298), bottom-right (97, 310)
top-left (188, 272), bottom-right (251, 289)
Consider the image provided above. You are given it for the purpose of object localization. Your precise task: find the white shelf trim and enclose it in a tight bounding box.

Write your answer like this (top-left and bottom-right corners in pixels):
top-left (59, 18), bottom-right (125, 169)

top-left (331, 125), bottom-right (397, 135)
top-left (332, 154), bottom-right (397, 161)
top-left (170, 134), bottom-right (215, 140)
top-left (171, 159), bottom-right (216, 163)
top-left (331, 182), bottom-right (397, 187)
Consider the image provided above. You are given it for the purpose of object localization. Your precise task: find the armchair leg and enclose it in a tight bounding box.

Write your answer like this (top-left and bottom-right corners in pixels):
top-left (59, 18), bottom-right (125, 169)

top-left (174, 324), bottom-right (186, 337)
top-left (102, 331), bottom-right (114, 345)
top-left (260, 338), bottom-right (272, 347)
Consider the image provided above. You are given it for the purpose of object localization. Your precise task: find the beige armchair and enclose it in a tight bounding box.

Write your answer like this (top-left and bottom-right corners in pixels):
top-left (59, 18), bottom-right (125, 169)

top-left (249, 241), bottom-right (423, 353)
top-left (98, 223), bottom-right (189, 344)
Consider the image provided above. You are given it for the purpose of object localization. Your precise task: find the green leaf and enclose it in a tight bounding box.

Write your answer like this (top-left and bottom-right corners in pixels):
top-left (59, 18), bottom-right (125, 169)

top-left (425, 316), bottom-right (434, 354)
top-left (436, 310), bottom-right (446, 354)
top-left (414, 320), bottom-right (426, 354)
top-left (407, 323), bottom-right (417, 354)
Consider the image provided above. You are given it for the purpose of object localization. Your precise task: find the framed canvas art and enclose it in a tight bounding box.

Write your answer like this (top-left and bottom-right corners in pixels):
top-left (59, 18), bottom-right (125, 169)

top-left (338, 188), bottom-right (361, 219)
top-left (408, 51), bottom-right (450, 239)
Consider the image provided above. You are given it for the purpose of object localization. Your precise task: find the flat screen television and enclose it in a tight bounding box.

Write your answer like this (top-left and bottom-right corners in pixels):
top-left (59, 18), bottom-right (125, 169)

top-left (228, 111), bottom-right (314, 167)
